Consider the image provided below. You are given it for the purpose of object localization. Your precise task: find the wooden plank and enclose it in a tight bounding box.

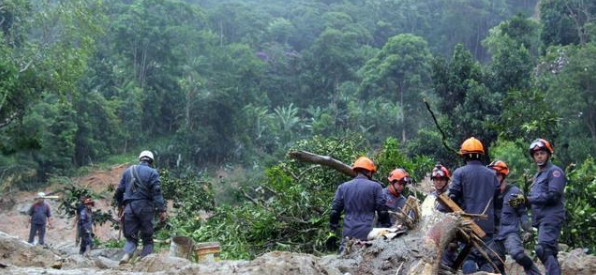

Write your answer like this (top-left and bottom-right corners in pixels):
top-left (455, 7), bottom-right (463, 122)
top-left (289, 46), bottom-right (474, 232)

top-left (436, 193), bottom-right (486, 238)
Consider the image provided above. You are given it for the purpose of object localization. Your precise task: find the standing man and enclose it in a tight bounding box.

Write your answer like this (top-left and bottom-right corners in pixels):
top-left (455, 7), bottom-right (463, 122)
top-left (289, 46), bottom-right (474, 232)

top-left (510, 138), bottom-right (566, 275)
top-left (114, 150), bottom-right (167, 263)
top-left (488, 160), bottom-right (541, 275)
top-left (449, 137), bottom-right (500, 274)
top-left (78, 197), bottom-right (95, 255)
top-left (28, 192), bottom-right (52, 246)
top-left (73, 195), bottom-right (88, 246)
top-left (329, 156), bottom-right (391, 250)
top-left (384, 168), bottom-right (411, 224)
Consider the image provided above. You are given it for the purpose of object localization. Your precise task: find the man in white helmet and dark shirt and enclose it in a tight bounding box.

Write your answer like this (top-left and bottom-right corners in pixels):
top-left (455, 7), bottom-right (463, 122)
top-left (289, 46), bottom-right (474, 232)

top-left (114, 150), bottom-right (167, 263)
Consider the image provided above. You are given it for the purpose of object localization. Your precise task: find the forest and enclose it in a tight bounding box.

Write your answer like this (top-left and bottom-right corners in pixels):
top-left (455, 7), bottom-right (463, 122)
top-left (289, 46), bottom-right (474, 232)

top-left (1, 0), bottom-right (596, 259)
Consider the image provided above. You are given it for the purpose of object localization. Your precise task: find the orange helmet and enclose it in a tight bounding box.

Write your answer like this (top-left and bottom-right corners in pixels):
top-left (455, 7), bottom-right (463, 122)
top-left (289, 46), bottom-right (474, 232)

top-left (388, 168), bottom-right (411, 184)
top-left (431, 164), bottom-right (450, 180)
top-left (460, 137), bottom-right (485, 155)
top-left (352, 156), bottom-right (376, 173)
top-left (529, 138), bottom-right (553, 156)
top-left (488, 160), bottom-right (509, 176)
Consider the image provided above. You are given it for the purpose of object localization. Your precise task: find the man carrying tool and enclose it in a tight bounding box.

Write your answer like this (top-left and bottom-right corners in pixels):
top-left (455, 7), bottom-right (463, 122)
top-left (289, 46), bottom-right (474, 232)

top-left (488, 160), bottom-right (541, 275)
top-left (28, 192), bottom-right (52, 246)
top-left (114, 150), bottom-right (167, 264)
top-left (449, 137), bottom-right (500, 274)
top-left (509, 138), bottom-right (566, 275)
top-left (329, 156), bottom-right (391, 252)
top-left (383, 168), bottom-right (411, 224)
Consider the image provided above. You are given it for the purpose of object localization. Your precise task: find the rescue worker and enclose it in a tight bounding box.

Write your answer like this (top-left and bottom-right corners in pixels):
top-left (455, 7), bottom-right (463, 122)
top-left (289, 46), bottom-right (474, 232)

top-left (431, 164), bottom-right (450, 213)
top-left (28, 192), bottom-right (52, 246)
top-left (78, 197), bottom-right (95, 255)
top-left (509, 138), bottom-right (566, 275)
top-left (448, 137), bottom-right (500, 274)
top-left (114, 150), bottom-right (167, 263)
top-left (383, 168), bottom-right (411, 224)
top-left (329, 156), bottom-right (391, 251)
top-left (488, 160), bottom-right (541, 275)
top-left (431, 164), bottom-right (458, 270)
top-left (73, 195), bottom-right (88, 246)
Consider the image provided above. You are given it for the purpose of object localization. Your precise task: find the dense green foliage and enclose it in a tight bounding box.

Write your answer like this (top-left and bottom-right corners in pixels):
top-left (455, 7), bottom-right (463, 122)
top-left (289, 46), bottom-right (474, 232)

top-left (1, 0), bottom-right (596, 257)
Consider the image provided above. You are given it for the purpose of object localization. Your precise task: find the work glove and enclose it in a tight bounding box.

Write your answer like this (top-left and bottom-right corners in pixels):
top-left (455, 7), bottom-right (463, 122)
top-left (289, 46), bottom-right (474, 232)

top-left (508, 194), bottom-right (526, 208)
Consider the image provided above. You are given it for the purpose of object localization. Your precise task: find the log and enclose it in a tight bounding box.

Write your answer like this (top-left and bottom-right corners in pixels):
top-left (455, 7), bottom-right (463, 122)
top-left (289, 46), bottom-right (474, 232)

top-left (287, 151), bottom-right (355, 177)
top-left (436, 193), bottom-right (486, 238)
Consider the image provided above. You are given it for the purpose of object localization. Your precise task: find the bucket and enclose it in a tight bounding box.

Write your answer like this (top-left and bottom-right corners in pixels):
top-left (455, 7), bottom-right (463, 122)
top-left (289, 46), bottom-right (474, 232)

top-left (194, 242), bottom-right (221, 263)
top-left (169, 236), bottom-right (194, 260)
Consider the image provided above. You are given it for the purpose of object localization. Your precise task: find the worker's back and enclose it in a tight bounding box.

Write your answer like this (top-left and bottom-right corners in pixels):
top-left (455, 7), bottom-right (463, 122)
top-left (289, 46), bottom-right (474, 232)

top-left (332, 174), bottom-right (386, 240)
top-left (449, 160), bottom-right (500, 234)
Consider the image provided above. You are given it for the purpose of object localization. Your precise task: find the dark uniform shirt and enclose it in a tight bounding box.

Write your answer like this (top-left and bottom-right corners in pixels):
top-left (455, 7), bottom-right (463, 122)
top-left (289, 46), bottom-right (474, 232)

top-left (384, 188), bottom-right (406, 224)
top-left (78, 207), bottom-right (93, 231)
top-left (449, 160), bottom-right (500, 234)
top-left (528, 162), bottom-right (566, 226)
top-left (29, 202), bottom-right (51, 225)
top-left (331, 174), bottom-right (387, 240)
top-left (496, 185), bottom-right (529, 240)
top-left (114, 162), bottom-right (166, 212)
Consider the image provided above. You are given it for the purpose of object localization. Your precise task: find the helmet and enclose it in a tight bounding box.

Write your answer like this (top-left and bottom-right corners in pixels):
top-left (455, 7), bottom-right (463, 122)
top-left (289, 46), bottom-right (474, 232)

top-left (460, 137), bottom-right (485, 155)
top-left (36, 192), bottom-right (46, 199)
top-left (352, 156), bottom-right (376, 173)
top-left (388, 168), bottom-right (411, 184)
top-left (139, 150), bottom-right (154, 162)
top-left (431, 165), bottom-right (450, 180)
top-left (488, 160), bottom-right (509, 176)
top-left (528, 138), bottom-right (553, 156)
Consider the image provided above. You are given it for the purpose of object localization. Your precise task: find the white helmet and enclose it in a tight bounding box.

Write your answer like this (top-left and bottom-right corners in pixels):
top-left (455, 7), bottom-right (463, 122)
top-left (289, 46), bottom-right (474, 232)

top-left (138, 150), bottom-right (154, 162)
top-left (36, 192), bottom-right (46, 199)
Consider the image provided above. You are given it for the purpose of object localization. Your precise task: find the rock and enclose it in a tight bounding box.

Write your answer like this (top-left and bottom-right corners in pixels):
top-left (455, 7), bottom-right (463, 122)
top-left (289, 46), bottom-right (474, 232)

top-left (132, 254), bottom-right (192, 272)
top-left (0, 231), bottom-right (63, 268)
top-left (94, 256), bottom-right (120, 269)
top-left (560, 248), bottom-right (596, 275)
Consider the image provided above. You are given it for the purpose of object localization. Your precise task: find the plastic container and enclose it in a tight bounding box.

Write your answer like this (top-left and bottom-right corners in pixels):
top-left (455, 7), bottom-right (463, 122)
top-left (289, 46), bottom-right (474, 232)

top-left (194, 242), bottom-right (221, 263)
top-left (169, 236), bottom-right (194, 260)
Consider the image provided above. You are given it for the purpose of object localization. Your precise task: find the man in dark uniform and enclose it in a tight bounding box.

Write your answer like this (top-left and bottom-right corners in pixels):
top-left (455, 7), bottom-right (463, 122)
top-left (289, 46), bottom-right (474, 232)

top-left (449, 137), bottom-right (500, 274)
top-left (114, 150), bottom-right (167, 263)
top-left (383, 168), bottom-right (411, 224)
top-left (510, 138), bottom-right (566, 275)
top-left (489, 160), bottom-right (541, 275)
top-left (329, 156), bottom-right (391, 251)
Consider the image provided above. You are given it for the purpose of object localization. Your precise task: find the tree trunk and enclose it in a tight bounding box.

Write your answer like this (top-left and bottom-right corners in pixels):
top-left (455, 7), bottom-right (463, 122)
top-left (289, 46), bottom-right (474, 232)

top-left (287, 151), bottom-right (355, 177)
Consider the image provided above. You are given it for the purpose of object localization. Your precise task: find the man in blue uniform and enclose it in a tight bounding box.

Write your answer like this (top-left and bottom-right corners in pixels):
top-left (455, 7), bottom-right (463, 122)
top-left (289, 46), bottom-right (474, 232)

top-left (114, 150), bottom-right (167, 263)
top-left (510, 138), bottom-right (566, 275)
top-left (329, 156), bottom-right (391, 251)
top-left (488, 160), bottom-right (541, 275)
top-left (449, 137), bottom-right (500, 274)
top-left (28, 192), bottom-right (52, 246)
top-left (383, 168), bottom-right (411, 224)
top-left (78, 197), bottom-right (95, 255)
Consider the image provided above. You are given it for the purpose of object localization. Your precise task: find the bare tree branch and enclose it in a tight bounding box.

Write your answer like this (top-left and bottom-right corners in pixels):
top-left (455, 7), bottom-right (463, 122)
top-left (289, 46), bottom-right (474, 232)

top-left (423, 99), bottom-right (459, 155)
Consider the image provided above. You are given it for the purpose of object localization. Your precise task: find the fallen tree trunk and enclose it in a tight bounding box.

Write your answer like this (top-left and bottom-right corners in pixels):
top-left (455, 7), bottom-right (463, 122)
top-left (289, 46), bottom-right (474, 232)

top-left (287, 150), bottom-right (355, 177)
